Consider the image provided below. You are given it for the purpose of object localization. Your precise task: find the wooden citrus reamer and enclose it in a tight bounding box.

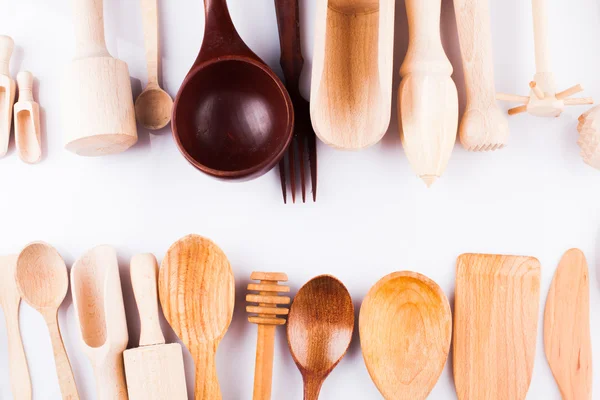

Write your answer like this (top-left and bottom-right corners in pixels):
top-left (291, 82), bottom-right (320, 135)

top-left (246, 272), bottom-right (290, 400)
top-left (497, 0), bottom-right (592, 117)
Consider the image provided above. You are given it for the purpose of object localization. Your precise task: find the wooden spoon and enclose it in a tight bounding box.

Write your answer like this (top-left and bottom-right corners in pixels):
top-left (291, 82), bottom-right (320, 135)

top-left (15, 242), bottom-right (80, 400)
top-left (359, 271), bottom-right (452, 399)
top-left (70, 245), bottom-right (129, 399)
top-left (544, 249), bottom-right (592, 400)
top-left (172, 0), bottom-right (294, 180)
top-left (158, 234), bottom-right (235, 400)
top-left (135, 0), bottom-right (173, 130)
top-left (287, 275), bottom-right (354, 400)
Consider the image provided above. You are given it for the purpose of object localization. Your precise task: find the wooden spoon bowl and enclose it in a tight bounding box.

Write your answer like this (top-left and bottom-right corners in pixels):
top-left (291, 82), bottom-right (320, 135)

top-left (360, 271), bottom-right (451, 400)
top-left (135, 87), bottom-right (173, 130)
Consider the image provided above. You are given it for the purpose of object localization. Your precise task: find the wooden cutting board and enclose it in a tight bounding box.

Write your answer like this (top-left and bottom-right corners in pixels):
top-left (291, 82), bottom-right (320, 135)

top-left (544, 249), bottom-right (592, 400)
top-left (454, 253), bottom-right (541, 400)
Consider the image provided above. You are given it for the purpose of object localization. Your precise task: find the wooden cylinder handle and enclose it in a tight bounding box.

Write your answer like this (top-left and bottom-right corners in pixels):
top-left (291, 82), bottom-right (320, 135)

top-left (71, 0), bottom-right (110, 59)
top-left (17, 71), bottom-right (34, 102)
top-left (130, 253), bottom-right (165, 347)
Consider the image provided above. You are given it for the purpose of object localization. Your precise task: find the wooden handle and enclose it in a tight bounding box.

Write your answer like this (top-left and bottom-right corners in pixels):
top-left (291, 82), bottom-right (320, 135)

top-left (71, 0), bottom-right (109, 59)
top-left (198, 0), bottom-right (250, 63)
top-left (532, 0), bottom-right (550, 73)
top-left (131, 253), bottom-right (165, 346)
top-left (274, 0), bottom-right (304, 96)
top-left (92, 352), bottom-right (128, 400)
top-left (140, 0), bottom-right (159, 85)
top-left (43, 310), bottom-right (80, 400)
top-left (191, 342), bottom-right (221, 400)
top-left (0, 35), bottom-right (14, 75)
top-left (302, 377), bottom-right (323, 400)
top-left (16, 71), bottom-right (34, 102)
top-left (4, 301), bottom-right (32, 400)
top-left (252, 325), bottom-right (276, 400)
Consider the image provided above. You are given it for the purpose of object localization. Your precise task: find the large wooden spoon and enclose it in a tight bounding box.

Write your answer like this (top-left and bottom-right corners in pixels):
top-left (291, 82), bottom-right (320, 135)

top-left (15, 242), bottom-right (80, 399)
top-left (287, 275), bottom-right (354, 400)
top-left (158, 234), bottom-right (235, 400)
top-left (359, 271), bottom-right (452, 399)
top-left (544, 249), bottom-right (592, 400)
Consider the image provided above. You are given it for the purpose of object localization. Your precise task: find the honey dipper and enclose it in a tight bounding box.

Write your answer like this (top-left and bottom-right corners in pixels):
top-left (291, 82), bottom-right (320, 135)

top-left (246, 272), bottom-right (291, 400)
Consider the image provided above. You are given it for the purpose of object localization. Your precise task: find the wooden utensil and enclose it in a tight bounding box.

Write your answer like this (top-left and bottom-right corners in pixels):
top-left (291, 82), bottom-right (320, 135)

top-left (62, 0), bottom-right (137, 156)
top-left (360, 271), bottom-right (452, 399)
top-left (172, 0), bottom-right (293, 180)
top-left (0, 35), bottom-right (16, 157)
top-left (14, 71), bottom-right (42, 164)
top-left (70, 245), bottom-right (128, 399)
top-left (544, 249), bottom-right (592, 400)
top-left (246, 272), bottom-right (290, 400)
top-left (158, 234), bottom-right (235, 400)
top-left (135, 0), bottom-right (173, 130)
top-left (399, 0), bottom-right (458, 187)
top-left (453, 0), bottom-right (509, 151)
top-left (15, 242), bottom-right (80, 400)
top-left (497, 0), bottom-right (592, 117)
top-left (274, 0), bottom-right (317, 203)
top-left (287, 275), bottom-right (354, 400)
top-left (310, 0), bottom-right (395, 150)
top-left (577, 105), bottom-right (600, 170)
top-left (0, 255), bottom-right (31, 400)
top-left (454, 253), bottom-right (541, 400)
top-left (124, 254), bottom-right (187, 400)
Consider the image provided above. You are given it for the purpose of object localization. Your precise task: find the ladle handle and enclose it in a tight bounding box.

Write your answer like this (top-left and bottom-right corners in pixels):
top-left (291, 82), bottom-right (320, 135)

top-left (302, 377), bottom-right (324, 400)
top-left (130, 253), bottom-right (165, 346)
top-left (140, 0), bottom-right (160, 85)
top-left (191, 342), bottom-right (221, 400)
top-left (274, 0), bottom-right (304, 97)
top-left (44, 311), bottom-right (80, 400)
top-left (71, 0), bottom-right (110, 59)
top-left (92, 353), bottom-right (128, 400)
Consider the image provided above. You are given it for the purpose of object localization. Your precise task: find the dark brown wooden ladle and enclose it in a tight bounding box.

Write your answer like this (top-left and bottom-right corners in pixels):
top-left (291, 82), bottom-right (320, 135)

top-left (172, 0), bottom-right (294, 180)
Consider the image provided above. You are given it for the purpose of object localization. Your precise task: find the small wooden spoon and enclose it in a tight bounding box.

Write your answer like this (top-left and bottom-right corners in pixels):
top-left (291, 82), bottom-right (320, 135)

top-left (544, 249), bottom-right (592, 400)
top-left (159, 234), bottom-right (235, 400)
top-left (287, 275), bottom-right (354, 400)
top-left (359, 271), bottom-right (452, 399)
top-left (135, 0), bottom-right (173, 130)
top-left (15, 242), bottom-right (80, 400)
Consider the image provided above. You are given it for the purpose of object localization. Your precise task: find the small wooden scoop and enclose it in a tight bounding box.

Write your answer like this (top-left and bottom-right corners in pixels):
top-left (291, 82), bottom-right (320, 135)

top-left (454, 253), bottom-right (541, 400)
top-left (159, 234), bottom-right (235, 400)
top-left (287, 275), bottom-right (354, 400)
top-left (0, 255), bottom-right (31, 399)
top-left (0, 35), bottom-right (16, 157)
top-left (544, 249), bottom-right (592, 400)
top-left (14, 71), bottom-right (42, 163)
top-left (70, 245), bottom-right (129, 399)
top-left (124, 253), bottom-right (187, 400)
top-left (360, 271), bottom-right (452, 399)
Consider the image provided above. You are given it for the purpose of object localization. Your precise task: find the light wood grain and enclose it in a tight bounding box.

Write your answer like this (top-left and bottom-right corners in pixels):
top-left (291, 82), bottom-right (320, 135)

top-left (360, 271), bottom-right (451, 400)
top-left (71, 245), bottom-right (129, 399)
top-left (63, 0), bottom-right (137, 156)
top-left (453, 0), bottom-right (509, 151)
top-left (544, 249), bottom-right (592, 400)
top-left (124, 253), bottom-right (187, 400)
top-left (159, 234), bottom-right (235, 400)
top-left (14, 71), bottom-right (42, 164)
top-left (16, 242), bottom-right (80, 400)
top-left (577, 105), bottom-right (600, 170)
top-left (0, 35), bottom-right (16, 157)
top-left (454, 253), bottom-right (541, 400)
top-left (310, 0), bottom-right (394, 150)
top-left (246, 272), bottom-right (290, 400)
top-left (399, 0), bottom-right (457, 187)
top-left (0, 255), bottom-right (31, 400)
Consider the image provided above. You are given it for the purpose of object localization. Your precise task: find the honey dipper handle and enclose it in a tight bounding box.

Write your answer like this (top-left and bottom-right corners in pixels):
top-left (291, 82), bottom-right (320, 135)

top-left (71, 0), bottom-right (110, 59)
top-left (274, 0), bottom-right (304, 96)
top-left (130, 253), bottom-right (165, 346)
top-left (252, 324), bottom-right (276, 400)
top-left (191, 342), bottom-right (221, 400)
top-left (140, 0), bottom-right (160, 85)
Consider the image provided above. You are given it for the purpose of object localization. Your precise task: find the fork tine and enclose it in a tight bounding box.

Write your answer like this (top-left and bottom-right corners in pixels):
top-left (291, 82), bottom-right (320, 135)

top-left (307, 131), bottom-right (317, 202)
top-left (279, 158), bottom-right (287, 204)
top-left (297, 132), bottom-right (307, 203)
top-left (289, 137), bottom-right (296, 204)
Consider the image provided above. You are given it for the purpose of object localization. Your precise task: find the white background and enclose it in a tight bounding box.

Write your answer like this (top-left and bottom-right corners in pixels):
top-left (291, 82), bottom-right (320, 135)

top-left (1, 0), bottom-right (599, 399)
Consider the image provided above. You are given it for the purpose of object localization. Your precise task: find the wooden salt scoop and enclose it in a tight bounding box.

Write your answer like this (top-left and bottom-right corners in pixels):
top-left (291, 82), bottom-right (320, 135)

top-left (454, 253), bottom-right (541, 400)
top-left (544, 249), bottom-right (592, 400)
top-left (71, 245), bottom-right (129, 399)
top-left (0, 35), bottom-right (15, 157)
top-left (14, 71), bottom-right (42, 163)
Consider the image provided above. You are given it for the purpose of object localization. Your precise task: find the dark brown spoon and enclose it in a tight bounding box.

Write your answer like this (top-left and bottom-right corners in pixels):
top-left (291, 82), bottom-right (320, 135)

top-left (172, 0), bottom-right (294, 180)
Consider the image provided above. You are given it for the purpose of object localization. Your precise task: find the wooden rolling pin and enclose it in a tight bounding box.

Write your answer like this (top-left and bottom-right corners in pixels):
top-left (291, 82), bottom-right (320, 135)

top-left (62, 0), bottom-right (137, 156)
top-left (246, 272), bottom-right (290, 400)
top-left (0, 35), bottom-right (15, 157)
top-left (399, 0), bottom-right (458, 187)
top-left (453, 0), bottom-right (509, 151)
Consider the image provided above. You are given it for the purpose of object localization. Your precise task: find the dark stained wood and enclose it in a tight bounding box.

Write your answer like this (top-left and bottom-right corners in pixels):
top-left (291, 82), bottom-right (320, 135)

top-left (172, 0), bottom-right (294, 180)
top-left (286, 275), bottom-right (354, 400)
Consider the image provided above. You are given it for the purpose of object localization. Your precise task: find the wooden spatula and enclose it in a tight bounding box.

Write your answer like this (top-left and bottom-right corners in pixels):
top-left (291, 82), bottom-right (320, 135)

top-left (124, 253), bottom-right (187, 400)
top-left (544, 249), bottom-right (592, 400)
top-left (454, 253), bottom-right (541, 400)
